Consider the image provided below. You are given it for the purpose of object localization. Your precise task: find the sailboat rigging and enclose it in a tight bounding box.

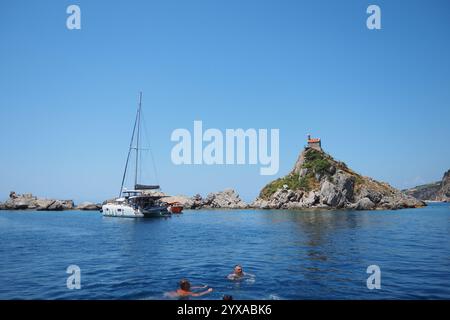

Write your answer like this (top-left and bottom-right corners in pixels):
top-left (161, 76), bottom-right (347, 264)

top-left (102, 92), bottom-right (171, 218)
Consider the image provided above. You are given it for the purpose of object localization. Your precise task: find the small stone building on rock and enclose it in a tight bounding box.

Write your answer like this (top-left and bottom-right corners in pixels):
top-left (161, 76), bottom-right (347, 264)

top-left (307, 134), bottom-right (322, 151)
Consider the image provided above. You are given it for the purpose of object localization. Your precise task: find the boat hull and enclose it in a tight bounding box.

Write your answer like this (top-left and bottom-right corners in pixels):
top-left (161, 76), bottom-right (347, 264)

top-left (102, 204), bottom-right (170, 218)
top-left (142, 206), bottom-right (171, 218)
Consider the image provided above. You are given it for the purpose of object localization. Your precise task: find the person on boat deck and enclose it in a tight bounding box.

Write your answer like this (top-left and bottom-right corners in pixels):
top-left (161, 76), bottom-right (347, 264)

top-left (227, 265), bottom-right (254, 280)
top-left (168, 279), bottom-right (213, 298)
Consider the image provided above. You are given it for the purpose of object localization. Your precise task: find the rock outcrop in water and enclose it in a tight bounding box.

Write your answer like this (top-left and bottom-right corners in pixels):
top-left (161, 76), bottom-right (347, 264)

top-left (403, 169), bottom-right (450, 202)
top-left (161, 189), bottom-right (248, 210)
top-left (75, 202), bottom-right (102, 211)
top-left (201, 189), bottom-right (249, 209)
top-left (0, 191), bottom-right (101, 211)
top-left (0, 192), bottom-right (75, 211)
top-left (252, 147), bottom-right (426, 211)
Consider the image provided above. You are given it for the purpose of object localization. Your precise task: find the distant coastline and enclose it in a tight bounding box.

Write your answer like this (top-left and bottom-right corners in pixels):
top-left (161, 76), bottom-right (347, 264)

top-left (403, 169), bottom-right (450, 202)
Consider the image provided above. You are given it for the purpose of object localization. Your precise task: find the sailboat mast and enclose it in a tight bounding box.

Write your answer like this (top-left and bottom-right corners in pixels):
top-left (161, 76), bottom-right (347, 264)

top-left (134, 92), bottom-right (142, 188)
top-left (119, 93), bottom-right (140, 198)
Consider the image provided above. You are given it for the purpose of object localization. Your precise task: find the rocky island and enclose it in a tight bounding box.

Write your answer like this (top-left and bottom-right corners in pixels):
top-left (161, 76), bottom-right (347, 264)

top-left (153, 137), bottom-right (426, 211)
top-left (251, 136), bottom-right (425, 210)
top-left (0, 191), bottom-right (101, 211)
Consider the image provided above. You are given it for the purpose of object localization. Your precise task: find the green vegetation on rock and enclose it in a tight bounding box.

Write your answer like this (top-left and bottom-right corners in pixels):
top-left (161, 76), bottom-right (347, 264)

top-left (255, 145), bottom-right (427, 210)
top-left (259, 149), bottom-right (357, 200)
top-left (303, 149), bottom-right (331, 175)
top-left (259, 173), bottom-right (305, 199)
top-left (259, 149), bottom-right (333, 199)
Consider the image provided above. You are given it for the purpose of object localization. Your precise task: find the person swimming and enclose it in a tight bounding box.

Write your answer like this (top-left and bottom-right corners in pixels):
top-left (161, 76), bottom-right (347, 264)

top-left (166, 279), bottom-right (213, 298)
top-left (227, 265), bottom-right (255, 281)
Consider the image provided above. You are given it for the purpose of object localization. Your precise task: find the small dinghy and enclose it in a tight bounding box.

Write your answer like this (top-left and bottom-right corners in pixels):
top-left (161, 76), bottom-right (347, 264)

top-left (167, 202), bottom-right (184, 214)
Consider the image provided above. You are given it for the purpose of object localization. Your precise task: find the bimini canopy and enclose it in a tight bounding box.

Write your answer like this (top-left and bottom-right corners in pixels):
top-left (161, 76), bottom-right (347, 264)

top-left (135, 184), bottom-right (160, 190)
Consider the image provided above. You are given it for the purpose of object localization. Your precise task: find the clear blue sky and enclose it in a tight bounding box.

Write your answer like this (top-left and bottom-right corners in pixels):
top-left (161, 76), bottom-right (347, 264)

top-left (1, 0), bottom-right (449, 203)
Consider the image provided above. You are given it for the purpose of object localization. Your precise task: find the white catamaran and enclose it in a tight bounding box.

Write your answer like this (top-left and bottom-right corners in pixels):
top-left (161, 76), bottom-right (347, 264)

top-left (102, 92), bottom-right (171, 218)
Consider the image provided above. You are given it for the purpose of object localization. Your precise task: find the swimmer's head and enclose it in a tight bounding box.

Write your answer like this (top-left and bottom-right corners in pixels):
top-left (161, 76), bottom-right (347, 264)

top-left (234, 265), bottom-right (243, 276)
top-left (179, 279), bottom-right (191, 291)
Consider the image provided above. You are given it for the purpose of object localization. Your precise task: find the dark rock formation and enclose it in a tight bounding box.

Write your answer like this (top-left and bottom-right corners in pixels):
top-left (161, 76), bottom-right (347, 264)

top-left (252, 147), bottom-right (426, 211)
top-left (403, 169), bottom-right (450, 202)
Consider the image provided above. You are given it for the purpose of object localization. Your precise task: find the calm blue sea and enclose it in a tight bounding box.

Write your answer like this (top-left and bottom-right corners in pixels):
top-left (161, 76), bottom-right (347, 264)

top-left (0, 203), bottom-right (449, 300)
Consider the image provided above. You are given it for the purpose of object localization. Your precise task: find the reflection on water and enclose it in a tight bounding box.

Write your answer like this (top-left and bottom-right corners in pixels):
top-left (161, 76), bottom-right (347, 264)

top-left (0, 203), bottom-right (449, 299)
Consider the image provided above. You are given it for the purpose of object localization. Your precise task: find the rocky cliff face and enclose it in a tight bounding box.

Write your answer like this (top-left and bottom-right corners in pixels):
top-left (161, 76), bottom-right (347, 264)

top-left (403, 182), bottom-right (442, 201)
top-left (437, 170), bottom-right (450, 201)
top-left (252, 147), bottom-right (426, 211)
top-left (403, 169), bottom-right (450, 202)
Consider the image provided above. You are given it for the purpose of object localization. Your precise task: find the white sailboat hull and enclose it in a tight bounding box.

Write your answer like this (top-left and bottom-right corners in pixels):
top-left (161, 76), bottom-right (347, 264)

top-left (102, 204), bottom-right (144, 218)
top-left (102, 203), bottom-right (171, 218)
